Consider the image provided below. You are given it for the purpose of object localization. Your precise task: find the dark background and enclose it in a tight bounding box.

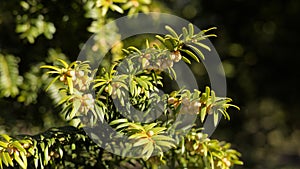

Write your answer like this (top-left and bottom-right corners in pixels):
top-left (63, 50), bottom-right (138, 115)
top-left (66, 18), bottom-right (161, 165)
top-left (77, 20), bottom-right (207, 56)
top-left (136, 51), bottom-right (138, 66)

top-left (0, 0), bottom-right (300, 168)
top-left (163, 0), bottom-right (300, 168)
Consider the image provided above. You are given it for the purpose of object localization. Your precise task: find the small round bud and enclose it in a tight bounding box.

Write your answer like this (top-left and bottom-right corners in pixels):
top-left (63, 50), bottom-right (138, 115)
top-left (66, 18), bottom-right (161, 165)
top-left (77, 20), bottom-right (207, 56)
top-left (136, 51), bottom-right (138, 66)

top-left (196, 133), bottom-right (203, 140)
top-left (68, 70), bottom-right (75, 77)
top-left (54, 152), bottom-right (60, 158)
top-left (147, 130), bottom-right (154, 137)
top-left (112, 82), bottom-right (120, 88)
top-left (59, 76), bottom-right (65, 82)
top-left (50, 151), bottom-right (55, 157)
top-left (170, 53), bottom-right (176, 60)
top-left (22, 143), bottom-right (30, 149)
top-left (168, 97), bottom-right (176, 104)
top-left (105, 86), bottom-right (109, 92)
top-left (174, 51), bottom-right (182, 62)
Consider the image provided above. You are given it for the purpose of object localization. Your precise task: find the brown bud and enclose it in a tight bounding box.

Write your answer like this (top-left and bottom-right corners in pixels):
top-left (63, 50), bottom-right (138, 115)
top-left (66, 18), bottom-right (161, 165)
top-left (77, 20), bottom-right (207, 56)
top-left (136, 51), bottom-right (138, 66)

top-left (105, 86), bottom-right (109, 93)
top-left (67, 70), bottom-right (75, 77)
top-left (147, 130), bottom-right (154, 137)
top-left (54, 152), bottom-right (60, 158)
top-left (168, 97), bottom-right (176, 104)
top-left (50, 151), bottom-right (55, 157)
top-left (59, 75), bottom-right (65, 82)
top-left (22, 143), bottom-right (30, 149)
top-left (112, 82), bottom-right (120, 88)
top-left (173, 51), bottom-right (182, 62)
top-left (196, 133), bottom-right (203, 140)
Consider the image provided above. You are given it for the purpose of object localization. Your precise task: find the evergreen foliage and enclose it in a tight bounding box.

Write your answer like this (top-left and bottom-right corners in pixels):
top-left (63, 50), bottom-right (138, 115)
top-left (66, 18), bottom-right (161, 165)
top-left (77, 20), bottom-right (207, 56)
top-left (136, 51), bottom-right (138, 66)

top-left (0, 0), bottom-right (243, 168)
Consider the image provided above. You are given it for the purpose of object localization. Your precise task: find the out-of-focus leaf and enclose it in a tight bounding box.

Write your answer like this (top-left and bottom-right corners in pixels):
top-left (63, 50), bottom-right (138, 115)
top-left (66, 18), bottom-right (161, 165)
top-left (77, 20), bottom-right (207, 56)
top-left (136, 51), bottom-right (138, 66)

top-left (0, 54), bottom-right (23, 97)
top-left (133, 138), bottom-right (149, 147)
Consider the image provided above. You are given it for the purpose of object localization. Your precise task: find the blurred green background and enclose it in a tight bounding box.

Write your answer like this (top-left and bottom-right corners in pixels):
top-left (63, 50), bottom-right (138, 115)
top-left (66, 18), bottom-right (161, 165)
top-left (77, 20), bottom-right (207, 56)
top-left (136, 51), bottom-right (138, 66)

top-left (1, 0), bottom-right (299, 168)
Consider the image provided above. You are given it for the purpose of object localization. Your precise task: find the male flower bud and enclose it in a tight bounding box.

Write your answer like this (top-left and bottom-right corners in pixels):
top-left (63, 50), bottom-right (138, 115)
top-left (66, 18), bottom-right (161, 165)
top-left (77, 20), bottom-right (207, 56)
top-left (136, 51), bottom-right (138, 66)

top-left (168, 97), bottom-right (176, 104)
top-left (54, 152), bottom-right (60, 158)
top-left (172, 51), bottom-right (182, 62)
top-left (50, 151), bottom-right (55, 157)
top-left (67, 70), bottom-right (75, 77)
top-left (22, 143), bottom-right (31, 149)
top-left (147, 130), bottom-right (154, 137)
top-left (105, 86), bottom-right (109, 93)
top-left (170, 52), bottom-right (176, 60)
top-left (59, 75), bottom-right (65, 82)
